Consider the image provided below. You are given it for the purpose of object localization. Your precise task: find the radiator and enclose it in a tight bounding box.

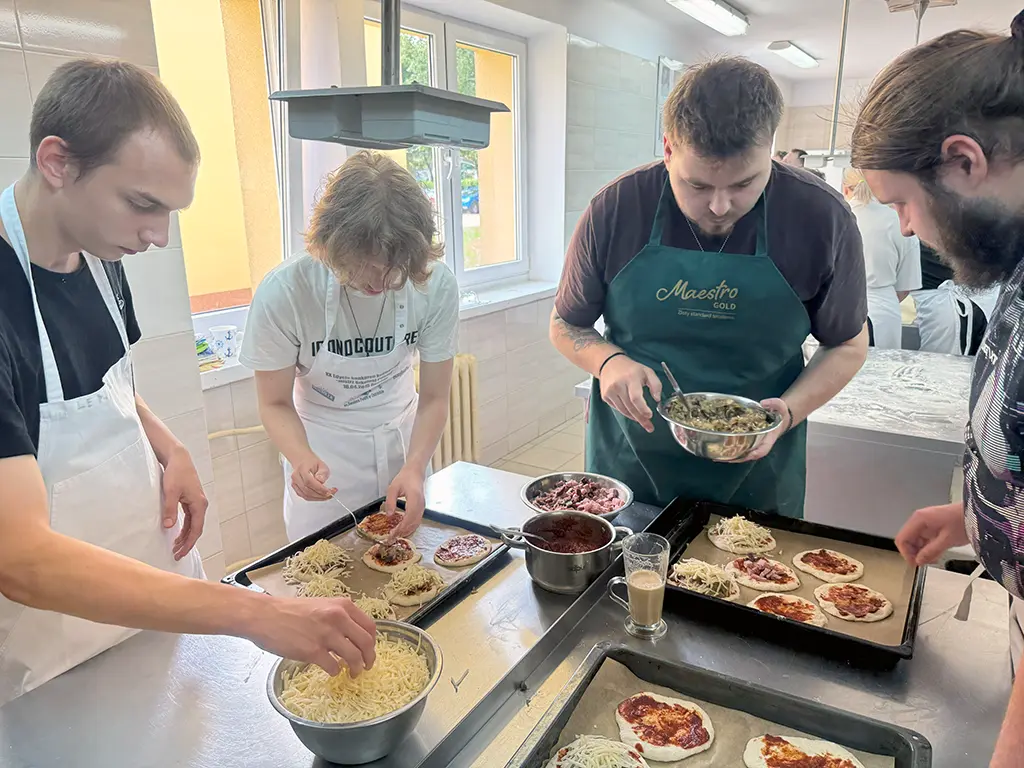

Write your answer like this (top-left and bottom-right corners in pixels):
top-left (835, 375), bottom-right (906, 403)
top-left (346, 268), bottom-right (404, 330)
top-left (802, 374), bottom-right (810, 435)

top-left (415, 353), bottom-right (480, 471)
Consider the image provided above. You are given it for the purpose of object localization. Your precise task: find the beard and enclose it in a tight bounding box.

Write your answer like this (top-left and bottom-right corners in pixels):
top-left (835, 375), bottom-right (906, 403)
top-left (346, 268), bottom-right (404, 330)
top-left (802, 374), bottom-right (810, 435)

top-left (925, 181), bottom-right (1024, 290)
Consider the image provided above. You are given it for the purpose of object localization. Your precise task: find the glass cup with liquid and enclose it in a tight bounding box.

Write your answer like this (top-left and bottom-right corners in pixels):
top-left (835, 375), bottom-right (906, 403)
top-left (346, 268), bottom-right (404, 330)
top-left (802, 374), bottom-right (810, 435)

top-left (607, 533), bottom-right (670, 640)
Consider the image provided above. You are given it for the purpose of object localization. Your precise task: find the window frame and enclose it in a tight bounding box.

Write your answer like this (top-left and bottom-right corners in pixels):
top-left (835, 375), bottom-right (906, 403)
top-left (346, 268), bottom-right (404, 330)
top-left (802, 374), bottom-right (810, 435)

top-left (363, 2), bottom-right (529, 289)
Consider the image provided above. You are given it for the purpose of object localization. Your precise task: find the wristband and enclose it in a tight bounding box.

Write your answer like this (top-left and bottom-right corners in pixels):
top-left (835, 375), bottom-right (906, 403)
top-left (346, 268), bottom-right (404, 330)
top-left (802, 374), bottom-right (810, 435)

top-left (598, 352), bottom-right (626, 377)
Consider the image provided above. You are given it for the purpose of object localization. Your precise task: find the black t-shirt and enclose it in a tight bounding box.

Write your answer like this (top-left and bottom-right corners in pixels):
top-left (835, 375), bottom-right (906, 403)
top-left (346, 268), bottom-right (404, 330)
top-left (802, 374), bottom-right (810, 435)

top-left (0, 237), bottom-right (142, 459)
top-left (920, 242), bottom-right (954, 290)
top-left (557, 161), bottom-right (867, 346)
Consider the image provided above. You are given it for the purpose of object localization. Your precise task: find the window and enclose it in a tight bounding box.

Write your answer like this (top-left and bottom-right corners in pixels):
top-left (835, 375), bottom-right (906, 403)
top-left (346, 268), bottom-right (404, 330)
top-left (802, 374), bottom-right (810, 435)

top-left (363, 4), bottom-right (527, 287)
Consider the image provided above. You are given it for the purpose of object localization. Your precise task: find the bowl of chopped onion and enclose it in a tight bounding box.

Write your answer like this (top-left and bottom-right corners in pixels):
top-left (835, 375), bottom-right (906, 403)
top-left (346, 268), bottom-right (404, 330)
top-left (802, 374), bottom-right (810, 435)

top-left (267, 620), bottom-right (443, 765)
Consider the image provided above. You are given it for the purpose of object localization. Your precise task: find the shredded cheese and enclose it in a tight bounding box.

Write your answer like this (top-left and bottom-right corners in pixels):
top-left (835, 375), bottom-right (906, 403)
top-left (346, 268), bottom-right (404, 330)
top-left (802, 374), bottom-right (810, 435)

top-left (668, 558), bottom-right (738, 599)
top-left (282, 539), bottom-right (352, 584)
top-left (546, 736), bottom-right (649, 768)
top-left (279, 633), bottom-right (430, 723)
top-left (384, 565), bottom-right (445, 598)
top-left (354, 593), bottom-right (396, 620)
top-left (295, 571), bottom-right (352, 598)
top-left (708, 516), bottom-right (774, 550)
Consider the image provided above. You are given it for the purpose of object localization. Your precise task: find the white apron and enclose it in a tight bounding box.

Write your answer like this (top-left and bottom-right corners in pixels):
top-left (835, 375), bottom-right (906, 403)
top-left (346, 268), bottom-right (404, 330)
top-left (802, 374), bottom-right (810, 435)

top-left (283, 279), bottom-right (427, 541)
top-left (913, 282), bottom-right (1001, 355)
top-left (866, 286), bottom-right (904, 349)
top-left (0, 185), bottom-right (203, 705)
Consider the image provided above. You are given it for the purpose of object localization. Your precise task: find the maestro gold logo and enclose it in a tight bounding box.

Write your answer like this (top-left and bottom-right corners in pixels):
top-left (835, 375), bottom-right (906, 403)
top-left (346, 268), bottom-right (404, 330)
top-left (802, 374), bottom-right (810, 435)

top-left (656, 279), bottom-right (739, 319)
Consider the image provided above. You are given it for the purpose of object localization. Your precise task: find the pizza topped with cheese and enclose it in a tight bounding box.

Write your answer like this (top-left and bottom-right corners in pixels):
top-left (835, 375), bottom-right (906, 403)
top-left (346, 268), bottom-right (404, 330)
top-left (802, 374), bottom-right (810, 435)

top-left (546, 736), bottom-right (649, 768)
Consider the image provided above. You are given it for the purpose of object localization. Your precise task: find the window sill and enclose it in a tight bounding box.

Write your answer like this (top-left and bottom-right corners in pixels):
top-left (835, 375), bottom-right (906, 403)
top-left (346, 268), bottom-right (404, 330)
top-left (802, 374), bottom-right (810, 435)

top-left (197, 279), bottom-right (559, 390)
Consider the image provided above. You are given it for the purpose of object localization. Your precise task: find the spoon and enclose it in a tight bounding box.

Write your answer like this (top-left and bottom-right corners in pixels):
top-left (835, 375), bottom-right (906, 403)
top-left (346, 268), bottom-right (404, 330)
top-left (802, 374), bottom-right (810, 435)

top-left (661, 361), bottom-right (694, 413)
top-left (491, 525), bottom-right (551, 544)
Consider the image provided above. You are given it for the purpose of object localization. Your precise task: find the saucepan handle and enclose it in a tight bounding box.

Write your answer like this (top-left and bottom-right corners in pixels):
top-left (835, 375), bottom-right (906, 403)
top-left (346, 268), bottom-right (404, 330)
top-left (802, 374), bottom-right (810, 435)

top-left (610, 526), bottom-right (634, 552)
top-left (498, 527), bottom-right (528, 550)
top-left (607, 576), bottom-right (630, 612)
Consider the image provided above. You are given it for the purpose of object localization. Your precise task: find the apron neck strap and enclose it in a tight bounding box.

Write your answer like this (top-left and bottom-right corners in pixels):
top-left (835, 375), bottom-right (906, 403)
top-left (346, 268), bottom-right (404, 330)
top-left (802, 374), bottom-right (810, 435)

top-left (648, 176), bottom-right (770, 254)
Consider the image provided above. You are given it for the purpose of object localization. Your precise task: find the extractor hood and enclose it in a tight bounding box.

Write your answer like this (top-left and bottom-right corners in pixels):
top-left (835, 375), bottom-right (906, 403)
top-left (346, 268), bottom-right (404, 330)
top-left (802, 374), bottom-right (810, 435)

top-left (269, 0), bottom-right (509, 150)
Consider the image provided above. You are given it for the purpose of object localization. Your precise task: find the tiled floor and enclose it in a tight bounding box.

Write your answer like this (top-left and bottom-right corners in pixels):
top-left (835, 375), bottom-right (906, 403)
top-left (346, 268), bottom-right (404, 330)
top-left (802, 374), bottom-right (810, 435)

top-left (491, 415), bottom-right (585, 476)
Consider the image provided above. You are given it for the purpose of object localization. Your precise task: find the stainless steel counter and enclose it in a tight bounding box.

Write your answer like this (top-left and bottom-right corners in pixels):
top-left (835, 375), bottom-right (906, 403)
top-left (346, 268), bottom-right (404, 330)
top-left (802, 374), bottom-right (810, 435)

top-left (0, 463), bottom-right (1010, 768)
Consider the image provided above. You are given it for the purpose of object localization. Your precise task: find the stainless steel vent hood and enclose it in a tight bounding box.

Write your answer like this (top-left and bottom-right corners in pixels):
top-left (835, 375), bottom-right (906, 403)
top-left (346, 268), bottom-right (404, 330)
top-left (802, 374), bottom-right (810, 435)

top-left (269, 0), bottom-right (509, 150)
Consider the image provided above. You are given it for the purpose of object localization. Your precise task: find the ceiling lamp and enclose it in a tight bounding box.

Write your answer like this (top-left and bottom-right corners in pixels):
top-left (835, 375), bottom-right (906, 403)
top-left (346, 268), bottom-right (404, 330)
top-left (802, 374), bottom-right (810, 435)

top-left (767, 40), bottom-right (819, 69)
top-left (664, 0), bottom-right (749, 37)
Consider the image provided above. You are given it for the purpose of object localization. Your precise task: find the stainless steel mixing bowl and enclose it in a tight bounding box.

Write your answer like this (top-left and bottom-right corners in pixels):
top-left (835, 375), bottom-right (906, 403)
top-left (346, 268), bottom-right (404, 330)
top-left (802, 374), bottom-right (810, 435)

top-left (657, 392), bottom-right (784, 462)
top-left (520, 471), bottom-right (634, 520)
top-left (267, 620), bottom-right (443, 765)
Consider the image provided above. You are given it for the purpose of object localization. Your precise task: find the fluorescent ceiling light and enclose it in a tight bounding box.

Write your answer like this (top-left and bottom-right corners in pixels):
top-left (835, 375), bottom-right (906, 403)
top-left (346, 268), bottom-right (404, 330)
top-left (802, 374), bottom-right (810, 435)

top-left (767, 40), bottom-right (819, 69)
top-left (665, 0), bottom-right (749, 37)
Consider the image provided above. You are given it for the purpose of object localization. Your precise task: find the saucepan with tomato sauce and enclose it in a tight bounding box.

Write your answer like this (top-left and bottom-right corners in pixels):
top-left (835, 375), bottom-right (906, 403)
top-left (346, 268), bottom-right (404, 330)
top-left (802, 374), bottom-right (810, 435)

top-left (499, 511), bottom-right (633, 595)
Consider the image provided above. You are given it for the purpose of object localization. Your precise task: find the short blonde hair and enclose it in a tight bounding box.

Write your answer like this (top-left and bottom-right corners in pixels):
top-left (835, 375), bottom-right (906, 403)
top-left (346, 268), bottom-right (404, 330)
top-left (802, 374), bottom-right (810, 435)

top-left (306, 151), bottom-right (443, 287)
top-left (842, 167), bottom-right (875, 206)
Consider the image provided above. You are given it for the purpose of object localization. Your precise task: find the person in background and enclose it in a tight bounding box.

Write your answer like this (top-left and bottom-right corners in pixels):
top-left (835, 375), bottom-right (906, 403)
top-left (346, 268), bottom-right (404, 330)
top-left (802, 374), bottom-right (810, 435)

top-left (241, 151), bottom-right (458, 543)
top-left (551, 57), bottom-right (868, 518)
top-left (913, 240), bottom-right (994, 355)
top-left (782, 148), bottom-right (808, 167)
top-left (0, 59), bottom-right (376, 705)
top-left (852, 11), bottom-right (1024, 766)
top-left (842, 167), bottom-right (921, 349)
top-left (774, 150), bottom-right (788, 162)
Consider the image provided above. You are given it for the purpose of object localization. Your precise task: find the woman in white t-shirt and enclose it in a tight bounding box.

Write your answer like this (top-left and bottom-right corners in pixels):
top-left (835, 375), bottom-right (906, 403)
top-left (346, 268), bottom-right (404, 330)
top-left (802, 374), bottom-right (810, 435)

top-left (240, 152), bottom-right (459, 542)
top-left (842, 167), bottom-right (921, 349)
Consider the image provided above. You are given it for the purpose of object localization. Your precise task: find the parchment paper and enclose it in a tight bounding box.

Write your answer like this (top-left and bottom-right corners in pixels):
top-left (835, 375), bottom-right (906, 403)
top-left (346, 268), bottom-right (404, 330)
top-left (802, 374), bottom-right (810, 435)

top-left (548, 658), bottom-right (893, 767)
top-left (247, 518), bottom-right (500, 621)
top-left (677, 515), bottom-right (916, 647)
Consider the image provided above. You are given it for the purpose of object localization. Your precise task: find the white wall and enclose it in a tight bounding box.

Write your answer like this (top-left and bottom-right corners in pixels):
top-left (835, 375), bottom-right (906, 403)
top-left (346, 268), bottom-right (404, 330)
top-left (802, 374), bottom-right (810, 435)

top-left (790, 75), bottom-right (874, 110)
top-left (0, 0), bottom-right (225, 579)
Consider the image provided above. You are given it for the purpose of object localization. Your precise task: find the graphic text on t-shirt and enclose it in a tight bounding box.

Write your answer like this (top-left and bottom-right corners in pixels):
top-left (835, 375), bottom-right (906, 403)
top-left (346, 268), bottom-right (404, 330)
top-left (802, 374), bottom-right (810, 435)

top-left (312, 330), bottom-right (419, 358)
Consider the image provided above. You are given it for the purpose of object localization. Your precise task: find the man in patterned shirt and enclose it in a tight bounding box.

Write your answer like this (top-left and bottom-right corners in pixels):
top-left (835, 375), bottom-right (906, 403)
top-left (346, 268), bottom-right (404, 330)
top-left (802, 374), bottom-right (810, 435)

top-left (851, 11), bottom-right (1024, 767)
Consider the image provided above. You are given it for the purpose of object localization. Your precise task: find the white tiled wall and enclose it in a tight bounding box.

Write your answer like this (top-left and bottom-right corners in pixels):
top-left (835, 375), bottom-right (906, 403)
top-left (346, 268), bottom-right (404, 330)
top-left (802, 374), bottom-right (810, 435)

top-left (564, 36), bottom-right (658, 248)
top-left (0, 0), bottom-right (224, 579)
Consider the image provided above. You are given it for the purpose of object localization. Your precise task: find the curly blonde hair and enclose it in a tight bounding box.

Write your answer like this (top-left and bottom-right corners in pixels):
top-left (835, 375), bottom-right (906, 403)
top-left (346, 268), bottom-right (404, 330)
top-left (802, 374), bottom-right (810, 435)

top-left (306, 151), bottom-right (443, 287)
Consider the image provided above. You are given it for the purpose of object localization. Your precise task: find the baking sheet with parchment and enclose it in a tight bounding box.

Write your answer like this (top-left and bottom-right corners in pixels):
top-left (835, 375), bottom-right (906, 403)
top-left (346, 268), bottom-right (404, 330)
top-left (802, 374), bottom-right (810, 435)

top-left (547, 658), bottom-right (893, 768)
top-left (247, 518), bottom-right (500, 622)
top-left (676, 515), bottom-right (916, 647)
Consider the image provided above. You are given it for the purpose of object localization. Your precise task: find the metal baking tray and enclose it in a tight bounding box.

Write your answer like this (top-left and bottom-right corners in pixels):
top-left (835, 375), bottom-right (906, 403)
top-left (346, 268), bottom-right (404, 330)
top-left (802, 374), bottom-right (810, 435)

top-left (507, 643), bottom-right (932, 767)
top-left (649, 498), bottom-right (928, 669)
top-left (222, 496), bottom-right (509, 628)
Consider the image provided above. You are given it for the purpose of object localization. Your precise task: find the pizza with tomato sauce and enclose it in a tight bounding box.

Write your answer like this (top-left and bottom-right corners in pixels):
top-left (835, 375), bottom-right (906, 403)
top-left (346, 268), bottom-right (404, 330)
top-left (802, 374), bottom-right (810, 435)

top-left (433, 534), bottom-right (493, 568)
top-left (743, 734), bottom-right (865, 768)
top-left (356, 509), bottom-right (405, 542)
top-left (726, 555), bottom-right (801, 592)
top-left (615, 692), bottom-right (714, 762)
top-left (747, 594), bottom-right (828, 627)
top-left (361, 537), bottom-right (421, 573)
top-left (814, 583), bottom-right (893, 623)
top-left (792, 549), bottom-right (864, 584)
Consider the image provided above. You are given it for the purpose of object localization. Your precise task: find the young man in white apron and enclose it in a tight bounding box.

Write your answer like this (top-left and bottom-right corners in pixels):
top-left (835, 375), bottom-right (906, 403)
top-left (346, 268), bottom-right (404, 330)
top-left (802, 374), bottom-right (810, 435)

top-left (0, 60), bottom-right (375, 705)
top-left (854, 14), bottom-right (1024, 765)
top-left (241, 151), bottom-right (458, 543)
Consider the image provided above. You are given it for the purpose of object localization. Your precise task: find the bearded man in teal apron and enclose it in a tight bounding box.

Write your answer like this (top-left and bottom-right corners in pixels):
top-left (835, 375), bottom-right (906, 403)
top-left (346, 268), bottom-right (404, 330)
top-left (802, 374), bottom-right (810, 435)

top-left (551, 57), bottom-right (869, 518)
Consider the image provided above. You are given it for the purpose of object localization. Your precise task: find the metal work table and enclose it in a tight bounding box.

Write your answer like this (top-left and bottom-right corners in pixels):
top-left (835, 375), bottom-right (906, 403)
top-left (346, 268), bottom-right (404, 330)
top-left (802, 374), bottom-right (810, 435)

top-left (0, 463), bottom-right (1010, 768)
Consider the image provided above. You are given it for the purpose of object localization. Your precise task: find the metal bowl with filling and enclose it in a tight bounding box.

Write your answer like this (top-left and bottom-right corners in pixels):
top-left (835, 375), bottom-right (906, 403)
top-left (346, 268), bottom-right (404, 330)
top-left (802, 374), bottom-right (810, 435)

top-left (267, 620), bottom-right (443, 765)
top-left (520, 471), bottom-right (634, 520)
top-left (658, 392), bottom-right (784, 462)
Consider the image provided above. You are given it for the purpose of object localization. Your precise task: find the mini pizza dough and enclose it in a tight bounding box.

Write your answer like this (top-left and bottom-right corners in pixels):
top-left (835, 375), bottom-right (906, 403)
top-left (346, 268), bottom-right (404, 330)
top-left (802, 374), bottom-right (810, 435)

top-left (356, 509), bottom-right (405, 542)
top-left (814, 583), bottom-right (894, 623)
top-left (725, 555), bottom-right (801, 592)
top-left (383, 565), bottom-right (445, 607)
top-left (707, 516), bottom-right (777, 555)
top-left (743, 734), bottom-right (865, 768)
top-left (545, 736), bottom-right (650, 768)
top-left (667, 559), bottom-right (741, 602)
top-left (361, 538), bottom-right (421, 573)
top-left (792, 548), bottom-right (864, 583)
top-left (434, 533), bottom-right (493, 568)
top-left (615, 692), bottom-right (715, 762)
top-left (747, 594), bottom-right (828, 627)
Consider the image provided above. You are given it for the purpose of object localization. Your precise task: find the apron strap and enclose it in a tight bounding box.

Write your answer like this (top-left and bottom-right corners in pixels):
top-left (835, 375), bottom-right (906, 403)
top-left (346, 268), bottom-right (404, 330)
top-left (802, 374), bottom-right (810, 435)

top-left (648, 177), bottom-right (769, 254)
top-left (83, 256), bottom-right (130, 353)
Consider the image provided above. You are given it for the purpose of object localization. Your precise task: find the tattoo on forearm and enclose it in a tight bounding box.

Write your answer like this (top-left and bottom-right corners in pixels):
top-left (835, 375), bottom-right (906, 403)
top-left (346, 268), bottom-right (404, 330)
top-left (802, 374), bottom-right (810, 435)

top-left (553, 312), bottom-right (606, 353)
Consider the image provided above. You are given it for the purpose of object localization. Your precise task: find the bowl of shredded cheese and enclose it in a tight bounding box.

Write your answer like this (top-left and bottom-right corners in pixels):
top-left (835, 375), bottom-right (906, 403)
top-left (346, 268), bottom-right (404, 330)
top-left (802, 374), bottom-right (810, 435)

top-left (267, 620), bottom-right (443, 765)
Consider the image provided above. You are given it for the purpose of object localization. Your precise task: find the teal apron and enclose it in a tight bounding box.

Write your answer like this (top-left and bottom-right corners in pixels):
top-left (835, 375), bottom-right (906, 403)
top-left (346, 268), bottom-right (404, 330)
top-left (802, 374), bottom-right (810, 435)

top-left (586, 178), bottom-right (811, 517)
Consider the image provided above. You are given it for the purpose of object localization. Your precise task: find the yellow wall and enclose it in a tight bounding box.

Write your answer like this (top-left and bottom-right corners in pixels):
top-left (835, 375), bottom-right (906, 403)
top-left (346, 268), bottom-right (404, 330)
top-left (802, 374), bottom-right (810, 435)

top-left (151, 0), bottom-right (280, 312)
top-left (469, 44), bottom-right (516, 268)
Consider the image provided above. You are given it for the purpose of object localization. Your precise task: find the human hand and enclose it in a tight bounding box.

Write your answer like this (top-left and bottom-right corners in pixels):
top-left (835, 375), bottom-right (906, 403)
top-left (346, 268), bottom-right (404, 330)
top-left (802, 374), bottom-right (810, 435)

top-left (290, 453), bottom-right (336, 502)
top-left (161, 447), bottom-right (208, 560)
top-left (599, 355), bottom-right (663, 433)
top-left (895, 502), bottom-right (969, 565)
top-left (385, 465), bottom-right (425, 540)
top-left (730, 397), bottom-right (792, 463)
top-left (251, 595), bottom-right (376, 677)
